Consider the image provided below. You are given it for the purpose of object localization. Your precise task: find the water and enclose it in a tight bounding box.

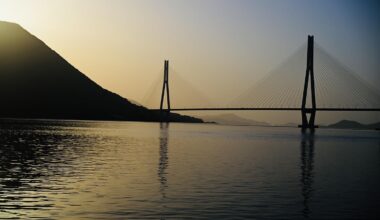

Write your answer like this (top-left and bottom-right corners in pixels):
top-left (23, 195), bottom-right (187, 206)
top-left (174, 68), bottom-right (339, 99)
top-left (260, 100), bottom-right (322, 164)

top-left (0, 119), bottom-right (379, 219)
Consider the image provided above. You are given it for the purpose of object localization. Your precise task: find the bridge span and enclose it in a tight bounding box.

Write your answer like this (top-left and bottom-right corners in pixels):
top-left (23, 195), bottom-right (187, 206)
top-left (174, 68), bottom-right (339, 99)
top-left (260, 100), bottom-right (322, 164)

top-left (153, 108), bottom-right (380, 112)
top-left (150, 35), bottom-right (380, 130)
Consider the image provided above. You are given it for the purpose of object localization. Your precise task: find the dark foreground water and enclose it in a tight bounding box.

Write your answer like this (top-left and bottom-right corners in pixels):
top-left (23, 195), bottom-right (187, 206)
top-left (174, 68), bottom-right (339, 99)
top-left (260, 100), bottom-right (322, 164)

top-left (0, 119), bottom-right (379, 219)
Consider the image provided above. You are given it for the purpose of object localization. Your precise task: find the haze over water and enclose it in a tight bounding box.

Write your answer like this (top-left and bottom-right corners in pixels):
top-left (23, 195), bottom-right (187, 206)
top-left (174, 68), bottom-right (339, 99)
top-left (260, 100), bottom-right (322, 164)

top-left (0, 119), bottom-right (379, 219)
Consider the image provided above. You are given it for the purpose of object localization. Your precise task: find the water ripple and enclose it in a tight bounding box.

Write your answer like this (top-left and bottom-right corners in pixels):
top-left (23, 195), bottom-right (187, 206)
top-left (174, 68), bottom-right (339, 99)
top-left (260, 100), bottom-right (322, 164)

top-left (0, 119), bottom-right (379, 219)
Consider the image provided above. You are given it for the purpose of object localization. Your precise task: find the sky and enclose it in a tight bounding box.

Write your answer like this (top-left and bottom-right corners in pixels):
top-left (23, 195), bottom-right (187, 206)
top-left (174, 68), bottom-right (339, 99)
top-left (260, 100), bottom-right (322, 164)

top-left (0, 0), bottom-right (379, 124)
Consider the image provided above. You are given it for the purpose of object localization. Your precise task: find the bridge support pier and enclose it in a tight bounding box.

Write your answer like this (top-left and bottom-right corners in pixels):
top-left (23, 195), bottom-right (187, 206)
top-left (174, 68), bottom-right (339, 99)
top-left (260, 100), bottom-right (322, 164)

top-left (160, 60), bottom-right (171, 121)
top-left (299, 35), bottom-right (318, 131)
top-left (300, 108), bottom-right (317, 131)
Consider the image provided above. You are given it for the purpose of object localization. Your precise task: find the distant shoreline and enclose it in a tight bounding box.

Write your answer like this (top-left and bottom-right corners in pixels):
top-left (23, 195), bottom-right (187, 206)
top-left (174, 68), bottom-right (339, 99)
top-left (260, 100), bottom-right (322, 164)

top-left (0, 117), bottom-right (204, 124)
top-left (4, 118), bottom-right (379, 131)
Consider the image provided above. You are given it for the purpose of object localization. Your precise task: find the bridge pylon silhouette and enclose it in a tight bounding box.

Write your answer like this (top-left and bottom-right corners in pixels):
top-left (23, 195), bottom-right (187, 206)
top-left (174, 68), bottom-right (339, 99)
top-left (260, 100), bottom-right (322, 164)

top-left (299, 35), bottom-right (318, 131)
top-left (154, 36), bottom-right (380, 129)
top-left (160, 60), bottom-right (171, 114)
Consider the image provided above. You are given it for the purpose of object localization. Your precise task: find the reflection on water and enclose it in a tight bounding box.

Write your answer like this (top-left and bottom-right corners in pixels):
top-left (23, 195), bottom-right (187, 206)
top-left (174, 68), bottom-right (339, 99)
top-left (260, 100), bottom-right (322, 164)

top-left (300, 132), bottom-right (315, 218)
top-left (0, 119), bottom-right (379, 219)
top-left (158, 123), bottom-right (169, 198)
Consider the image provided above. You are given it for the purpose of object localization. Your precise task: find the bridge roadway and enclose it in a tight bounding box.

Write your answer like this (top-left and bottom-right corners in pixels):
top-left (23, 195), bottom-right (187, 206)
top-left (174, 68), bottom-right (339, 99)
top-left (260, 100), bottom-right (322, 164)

top-left (152, 108), bottom-right (380, 112)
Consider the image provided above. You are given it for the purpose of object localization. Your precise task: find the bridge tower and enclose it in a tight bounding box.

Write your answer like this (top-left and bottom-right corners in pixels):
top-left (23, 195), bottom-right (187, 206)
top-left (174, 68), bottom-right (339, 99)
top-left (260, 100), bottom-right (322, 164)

top-left (299, 35), bottom-right (318, 131)
top-left (160, 60), bottom-right (171, 113)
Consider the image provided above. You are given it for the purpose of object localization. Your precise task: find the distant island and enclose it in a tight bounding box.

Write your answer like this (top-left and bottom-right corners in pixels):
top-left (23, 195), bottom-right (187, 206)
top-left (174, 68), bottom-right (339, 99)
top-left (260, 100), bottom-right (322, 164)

top-left (199, 113), bottom-right (380, 130)
top-left (326, 120), bottom-right (380, 130)
top-left (0, 21), bottom-right (201, 123)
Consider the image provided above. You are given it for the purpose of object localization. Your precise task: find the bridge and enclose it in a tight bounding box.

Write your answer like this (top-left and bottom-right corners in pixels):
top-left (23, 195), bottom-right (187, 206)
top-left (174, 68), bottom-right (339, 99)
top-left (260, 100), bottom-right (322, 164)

top-left (144, 36), bottom-right (380, 130)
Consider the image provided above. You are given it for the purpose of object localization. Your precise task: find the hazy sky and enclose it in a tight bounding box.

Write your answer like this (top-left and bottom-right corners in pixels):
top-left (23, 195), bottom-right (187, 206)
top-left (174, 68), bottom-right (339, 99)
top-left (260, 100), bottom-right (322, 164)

top-left (1, 0), bottom-right (379, 123)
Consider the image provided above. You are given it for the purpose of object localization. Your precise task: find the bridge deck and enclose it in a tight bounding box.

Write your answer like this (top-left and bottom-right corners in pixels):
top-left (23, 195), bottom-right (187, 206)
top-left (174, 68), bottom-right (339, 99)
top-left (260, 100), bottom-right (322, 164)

top-left (151, 108), bottom-right (380, 111)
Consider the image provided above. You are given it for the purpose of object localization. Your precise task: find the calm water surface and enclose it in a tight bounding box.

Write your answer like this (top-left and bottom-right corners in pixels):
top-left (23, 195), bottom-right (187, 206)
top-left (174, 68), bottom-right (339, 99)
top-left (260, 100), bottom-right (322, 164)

top-left (0, 119), bottom-right (379, 219)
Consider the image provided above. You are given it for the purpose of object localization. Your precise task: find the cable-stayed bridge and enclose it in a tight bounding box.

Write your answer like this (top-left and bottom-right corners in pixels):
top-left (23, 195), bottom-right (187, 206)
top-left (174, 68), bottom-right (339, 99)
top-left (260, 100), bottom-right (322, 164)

top-left (143, 36), bottom-right (380, 130)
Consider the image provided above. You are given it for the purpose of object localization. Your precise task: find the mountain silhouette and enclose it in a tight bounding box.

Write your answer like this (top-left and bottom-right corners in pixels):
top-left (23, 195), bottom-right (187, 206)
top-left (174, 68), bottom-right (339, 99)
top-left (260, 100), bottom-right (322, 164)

top-left (0, 21), bottom-right (201, 122)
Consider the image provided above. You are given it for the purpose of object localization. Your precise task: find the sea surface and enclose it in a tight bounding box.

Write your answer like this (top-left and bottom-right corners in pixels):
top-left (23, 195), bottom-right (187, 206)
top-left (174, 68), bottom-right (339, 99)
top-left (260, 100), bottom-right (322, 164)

top-left (0, 119), bottom-right (379, 219)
